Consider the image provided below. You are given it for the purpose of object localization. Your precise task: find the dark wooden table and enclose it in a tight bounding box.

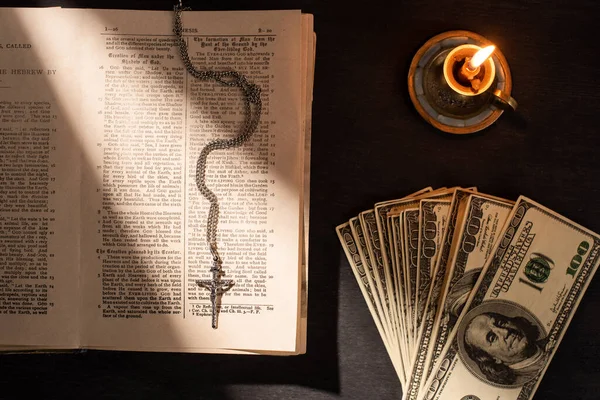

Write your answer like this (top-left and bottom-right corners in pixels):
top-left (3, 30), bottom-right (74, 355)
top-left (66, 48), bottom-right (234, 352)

top-left (1, 0), bottom-right (600, 398)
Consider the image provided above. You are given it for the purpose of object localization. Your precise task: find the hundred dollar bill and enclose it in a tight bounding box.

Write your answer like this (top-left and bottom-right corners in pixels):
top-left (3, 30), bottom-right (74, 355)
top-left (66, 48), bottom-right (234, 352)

top-left (390, 213), bottom-right (412, 372)
top-left (402, 200), bottom-right (452, 400)
top-left (397, 210), bottom-right (415, 355)
top-left (403, 189), bottom-right (472, 399)
top-left (369, 189), bottom-right (444, 356)
top-left (337, 222), bottom-right (385, 338)
top-left (374, 187), bottom-right (434, 276)
top-left (404, 208), bottom-right (420, 342)
top-left (336, 189), bottom-right (430, 373)
top-left (360, 209), bottom-right (402, 354)
top-left (386, 188), bottom-right (452, 217)
top-left (386, 215), bottom-right (410, 369)
top-left (418, 194), bottom-right (514, 395)
top-left (414, 200), bottom-right (452, 341)
top-left (421, 197), bottom-right (600, 400)
top-left (374, 193), bottom-right (441, 354)
top-left (375, 191), bottom-right (432, 284)
top-left (374, 188), bottom-right (433, 355)
top-left (349, 217), bottom-right (397, 355)
top-left (401, 189), bottom-right (474, 400)
top-left (382, 189), bottom-right (457, 353)
top-left (336, 222), bottom-right (406, 389)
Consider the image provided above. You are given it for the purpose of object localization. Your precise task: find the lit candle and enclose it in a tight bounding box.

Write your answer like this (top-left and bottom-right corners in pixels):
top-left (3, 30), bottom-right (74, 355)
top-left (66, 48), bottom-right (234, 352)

top-left (460, 45), bottom-right (495, 83)
top-left (443, 44), bottom-right (496, 96)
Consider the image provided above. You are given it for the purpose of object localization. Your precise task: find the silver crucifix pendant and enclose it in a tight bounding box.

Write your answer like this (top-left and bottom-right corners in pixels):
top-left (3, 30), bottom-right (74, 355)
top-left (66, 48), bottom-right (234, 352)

top-left (197, 250), bottom-right (234, 329)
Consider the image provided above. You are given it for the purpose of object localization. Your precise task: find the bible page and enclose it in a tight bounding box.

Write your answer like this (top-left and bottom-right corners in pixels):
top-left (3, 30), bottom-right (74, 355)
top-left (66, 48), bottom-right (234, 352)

top-left (0, 8), bottom-right (83, 349)
top-left (76, 9), bottom-right (304, 353)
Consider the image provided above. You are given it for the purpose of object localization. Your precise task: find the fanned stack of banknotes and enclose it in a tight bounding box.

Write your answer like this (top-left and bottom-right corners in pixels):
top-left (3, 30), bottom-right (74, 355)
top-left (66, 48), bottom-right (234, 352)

top-left (336, 187), bottom-right (600, 400)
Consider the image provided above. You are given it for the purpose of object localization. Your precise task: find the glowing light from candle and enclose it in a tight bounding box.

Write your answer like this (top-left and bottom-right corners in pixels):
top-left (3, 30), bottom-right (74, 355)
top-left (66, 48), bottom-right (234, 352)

top-left (468, 45), bottom-right (495, 70)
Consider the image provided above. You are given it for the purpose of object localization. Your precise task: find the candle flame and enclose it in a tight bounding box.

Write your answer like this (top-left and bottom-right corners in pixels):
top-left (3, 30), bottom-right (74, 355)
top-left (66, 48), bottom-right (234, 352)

top-left (469, 45), bottom-right (495, 69)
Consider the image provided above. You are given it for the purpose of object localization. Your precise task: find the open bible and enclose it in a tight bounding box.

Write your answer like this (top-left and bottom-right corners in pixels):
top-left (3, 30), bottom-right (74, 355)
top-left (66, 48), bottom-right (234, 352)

top-left (0, 7), bottom-right (315, 355)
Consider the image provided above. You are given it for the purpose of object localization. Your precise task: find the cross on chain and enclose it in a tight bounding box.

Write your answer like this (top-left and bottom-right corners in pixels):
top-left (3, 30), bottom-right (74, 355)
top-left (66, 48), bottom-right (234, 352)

top-left (197, 255), bottom-right (234, 329)
top-left (175, 1), bottom-right (259, 330)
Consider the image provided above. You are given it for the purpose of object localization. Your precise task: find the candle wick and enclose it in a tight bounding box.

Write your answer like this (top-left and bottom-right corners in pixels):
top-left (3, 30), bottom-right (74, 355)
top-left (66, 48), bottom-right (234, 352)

top-left (465, 58), bottom-right (478, 72)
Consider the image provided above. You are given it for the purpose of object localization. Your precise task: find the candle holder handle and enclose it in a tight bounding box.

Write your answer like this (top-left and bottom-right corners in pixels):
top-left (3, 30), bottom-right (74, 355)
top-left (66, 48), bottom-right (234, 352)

top-left (492, 89), bottom-right (518, 112)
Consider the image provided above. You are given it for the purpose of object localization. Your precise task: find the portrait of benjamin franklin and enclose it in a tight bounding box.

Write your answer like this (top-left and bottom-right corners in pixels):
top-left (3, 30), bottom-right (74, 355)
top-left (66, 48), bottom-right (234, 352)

top-left (457, 300), bottom-right (550, 387)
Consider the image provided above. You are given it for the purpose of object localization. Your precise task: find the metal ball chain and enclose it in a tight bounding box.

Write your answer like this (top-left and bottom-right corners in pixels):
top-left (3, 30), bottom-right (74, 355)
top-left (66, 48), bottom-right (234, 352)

top-left (174, 2), bottom-right (262, 264)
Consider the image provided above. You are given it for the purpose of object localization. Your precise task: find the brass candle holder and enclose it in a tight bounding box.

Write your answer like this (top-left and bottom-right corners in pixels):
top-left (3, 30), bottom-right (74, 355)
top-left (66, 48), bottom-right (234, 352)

top-left (408, 30), bottom-right (517, 134)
